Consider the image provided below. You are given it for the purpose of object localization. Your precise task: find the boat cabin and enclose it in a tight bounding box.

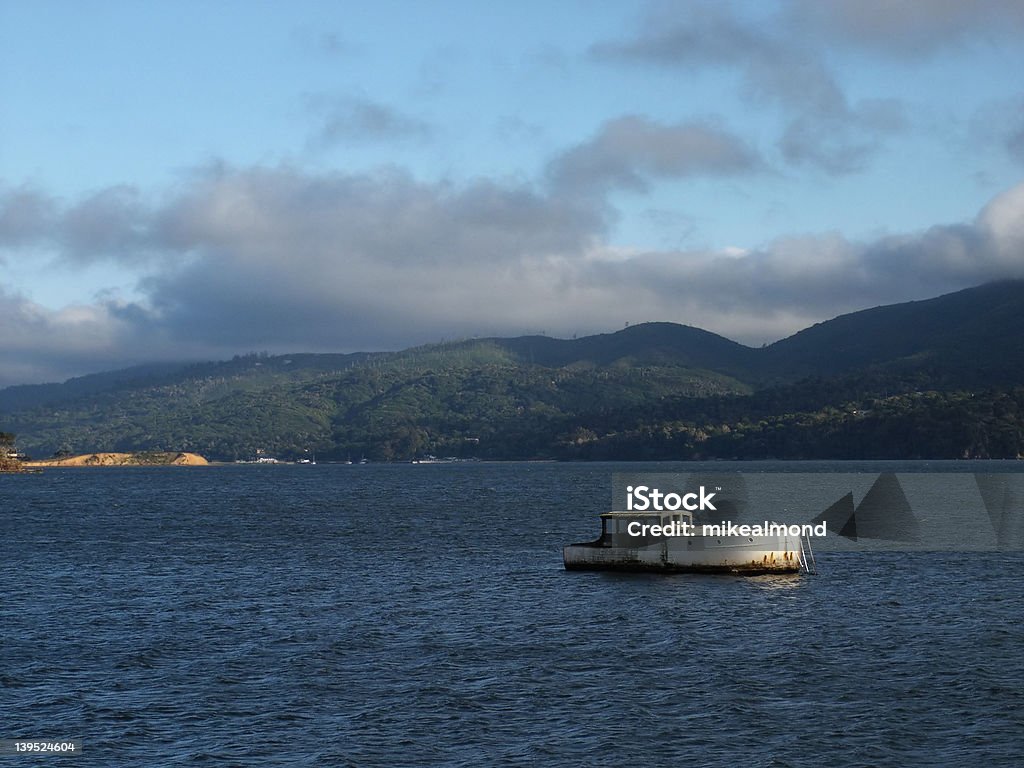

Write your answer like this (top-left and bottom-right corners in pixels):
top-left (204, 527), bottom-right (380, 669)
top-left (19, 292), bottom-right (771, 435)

top-left (599, 509), bottom-right (696, 547)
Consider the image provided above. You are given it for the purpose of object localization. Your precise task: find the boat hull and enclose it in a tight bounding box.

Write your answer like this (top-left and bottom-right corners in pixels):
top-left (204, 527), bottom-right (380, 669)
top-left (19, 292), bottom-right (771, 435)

top-left (563, 534), bottom-right (803, 574)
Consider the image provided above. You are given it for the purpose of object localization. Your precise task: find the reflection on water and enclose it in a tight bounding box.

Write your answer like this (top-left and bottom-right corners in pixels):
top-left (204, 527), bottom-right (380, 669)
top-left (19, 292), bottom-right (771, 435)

top-left (744, 572), bottom-right (806, 591)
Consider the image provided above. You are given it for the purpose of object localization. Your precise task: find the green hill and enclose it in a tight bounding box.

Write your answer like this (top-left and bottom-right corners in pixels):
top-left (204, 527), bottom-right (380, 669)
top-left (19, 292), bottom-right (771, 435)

top-left (482, 322), bottom-right (757, 373)
top-left (4, 281), bottom-right (1024, 461)
top-left (763, 280), bottom-right (1024, 384)
top-left (0, 345), bottom-right (747, 461)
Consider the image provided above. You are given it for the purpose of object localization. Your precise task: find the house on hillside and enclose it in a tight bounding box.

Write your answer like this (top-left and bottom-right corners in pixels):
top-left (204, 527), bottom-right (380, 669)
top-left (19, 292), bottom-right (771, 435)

top-left (1, 434), bottom-right (27, 461)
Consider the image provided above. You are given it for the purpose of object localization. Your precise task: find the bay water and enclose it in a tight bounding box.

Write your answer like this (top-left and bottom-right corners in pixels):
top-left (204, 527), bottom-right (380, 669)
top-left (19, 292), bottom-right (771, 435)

top-left (2, 462), bottom-right (1022, 766)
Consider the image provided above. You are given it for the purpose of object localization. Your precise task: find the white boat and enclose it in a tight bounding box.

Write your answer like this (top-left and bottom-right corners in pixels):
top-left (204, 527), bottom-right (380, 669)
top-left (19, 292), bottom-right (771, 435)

top-left (563, 508), bottom-right (813, 574)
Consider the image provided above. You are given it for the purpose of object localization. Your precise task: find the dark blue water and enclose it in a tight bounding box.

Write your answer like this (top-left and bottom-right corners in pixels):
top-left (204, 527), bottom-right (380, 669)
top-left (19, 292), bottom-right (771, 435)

top-left (2, 463), bottom-right (1022, 766)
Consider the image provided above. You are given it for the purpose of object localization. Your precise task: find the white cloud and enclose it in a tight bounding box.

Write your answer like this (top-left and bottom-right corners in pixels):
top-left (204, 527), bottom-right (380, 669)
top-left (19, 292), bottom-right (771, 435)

top-left (790, 0), bottom-right (1024, 57)
top-left (304, 95), bottom-right (432, 149)
top-left (978, 182), bottom-right (1024, 258)
top-left (0, 185), bottom-right (57, 248)
top-left (0, 288), bottom-right (161, 386)
top-left (548, 115), bottom-right (763, 195)
top-left (591, 2), bottom-right (908, 175)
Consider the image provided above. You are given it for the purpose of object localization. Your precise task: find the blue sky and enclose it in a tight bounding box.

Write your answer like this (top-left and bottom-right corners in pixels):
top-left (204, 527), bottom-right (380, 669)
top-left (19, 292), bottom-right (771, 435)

top-left (2, 0), bottom-right (1023, 386)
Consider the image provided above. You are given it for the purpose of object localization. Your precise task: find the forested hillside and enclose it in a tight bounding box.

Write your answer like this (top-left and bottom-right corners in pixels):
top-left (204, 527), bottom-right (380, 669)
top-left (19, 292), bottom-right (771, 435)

top-left (4, 281), bottom-right (1024, 461)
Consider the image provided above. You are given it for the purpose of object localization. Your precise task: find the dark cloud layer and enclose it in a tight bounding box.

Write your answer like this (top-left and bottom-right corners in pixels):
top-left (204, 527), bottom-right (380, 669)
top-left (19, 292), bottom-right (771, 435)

top-left (2, 163), bottom-right (1023, 388)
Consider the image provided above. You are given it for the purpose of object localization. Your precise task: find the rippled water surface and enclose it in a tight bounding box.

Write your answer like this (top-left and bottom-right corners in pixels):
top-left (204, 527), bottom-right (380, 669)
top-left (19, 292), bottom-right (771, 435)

top-left (3, 462), bottom-right (1023, 766)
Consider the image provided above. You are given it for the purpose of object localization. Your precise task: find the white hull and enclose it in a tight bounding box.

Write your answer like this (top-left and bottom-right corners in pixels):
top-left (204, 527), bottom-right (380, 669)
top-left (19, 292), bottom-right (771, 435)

top-left (563, 534), bottom-right (803, 573)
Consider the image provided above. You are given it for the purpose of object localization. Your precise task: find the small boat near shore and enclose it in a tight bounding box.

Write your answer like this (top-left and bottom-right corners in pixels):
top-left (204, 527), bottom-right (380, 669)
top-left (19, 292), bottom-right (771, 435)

top-left (563, 508), bottom-right (815, 575)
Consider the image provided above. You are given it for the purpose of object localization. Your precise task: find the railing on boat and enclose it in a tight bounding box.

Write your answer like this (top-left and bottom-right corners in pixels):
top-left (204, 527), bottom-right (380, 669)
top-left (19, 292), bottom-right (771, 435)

top-left (799, 533), bottom-right (818, 575)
